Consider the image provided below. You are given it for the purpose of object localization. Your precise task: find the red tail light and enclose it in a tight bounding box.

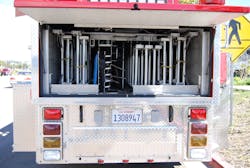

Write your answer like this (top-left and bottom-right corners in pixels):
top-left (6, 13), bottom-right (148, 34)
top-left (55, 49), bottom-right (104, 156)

top-left (43, 124), bottom-right (61, 135)
top-left (190, 108), bottom-right (206, 120)
top-left (122, 160), bottom-right (129, 163)
top-left (25, 77), bottom-right (31, 80)
top-left (148, 159), bottom-right (154, 163)
top-left (191, 123), bottom-right (208, 134)
top-left (98, 159), bottom-right (104, 164)
top-left (44, 108), bottom-right (62, 120)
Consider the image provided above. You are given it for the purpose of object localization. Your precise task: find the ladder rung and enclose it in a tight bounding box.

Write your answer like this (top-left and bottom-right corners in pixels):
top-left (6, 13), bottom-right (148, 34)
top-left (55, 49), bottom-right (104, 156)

top-left (105, 79), bottom-right (112, 82)
top-left (99, 44), bottom-right (112, 47)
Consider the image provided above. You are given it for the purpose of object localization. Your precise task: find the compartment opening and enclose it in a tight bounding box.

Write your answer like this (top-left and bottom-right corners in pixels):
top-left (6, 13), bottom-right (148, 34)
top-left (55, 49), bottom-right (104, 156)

top-left (39, 25), bottom-right (213, 97)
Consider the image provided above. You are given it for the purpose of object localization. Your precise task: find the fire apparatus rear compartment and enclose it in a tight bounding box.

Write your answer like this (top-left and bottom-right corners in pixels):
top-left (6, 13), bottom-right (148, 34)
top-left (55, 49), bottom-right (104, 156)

top-left (40, 26), bottom-right (211, 97)
top-left (14, 0), bottom-right (250, 165)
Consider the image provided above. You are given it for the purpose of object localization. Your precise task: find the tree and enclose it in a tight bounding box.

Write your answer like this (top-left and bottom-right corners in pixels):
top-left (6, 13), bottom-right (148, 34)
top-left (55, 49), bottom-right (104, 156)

top-left (0, 60), bottom-right (31, 70)
top-left (0, 60), bottom-right (7, 67)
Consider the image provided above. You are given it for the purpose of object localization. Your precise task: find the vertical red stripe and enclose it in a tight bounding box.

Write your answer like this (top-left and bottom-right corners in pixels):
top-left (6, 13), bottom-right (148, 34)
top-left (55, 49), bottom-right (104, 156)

top-left (220, 53), bottom-right (227, 85)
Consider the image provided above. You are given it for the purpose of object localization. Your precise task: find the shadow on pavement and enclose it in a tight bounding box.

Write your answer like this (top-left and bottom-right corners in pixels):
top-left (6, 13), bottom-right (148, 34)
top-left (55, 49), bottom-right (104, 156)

top-left (4, 86), bottom-right (13, 89)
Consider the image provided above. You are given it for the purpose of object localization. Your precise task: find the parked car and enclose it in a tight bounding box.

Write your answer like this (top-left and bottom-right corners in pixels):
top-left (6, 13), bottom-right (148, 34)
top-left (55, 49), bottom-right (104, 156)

top-left (9, 71), bottom-right (31, 86)
top-left (1, 68), bottom-right (11, 76)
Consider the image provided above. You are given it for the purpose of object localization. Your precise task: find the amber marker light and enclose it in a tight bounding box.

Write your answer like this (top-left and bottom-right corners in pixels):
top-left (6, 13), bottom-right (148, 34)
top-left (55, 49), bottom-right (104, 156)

top-left (190, 136), bottom-right (207, 147)
top-left (43, 137), bottom-right (61, 148)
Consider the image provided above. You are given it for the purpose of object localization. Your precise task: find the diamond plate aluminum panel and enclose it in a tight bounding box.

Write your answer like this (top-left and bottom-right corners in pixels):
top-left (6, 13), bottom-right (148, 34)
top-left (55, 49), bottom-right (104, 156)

top-left (63, 104), bottom-right (186, 162)
top-left (36, 104), bottom-right (213, 163)
top-left (68, 126), bottom-right (177, 144)
top-left (64, 126), bottom-right (182, 163)
top-left (51, 84), bottom-right (98, 95)
top-left (67, 105), bottom-right (186, 127)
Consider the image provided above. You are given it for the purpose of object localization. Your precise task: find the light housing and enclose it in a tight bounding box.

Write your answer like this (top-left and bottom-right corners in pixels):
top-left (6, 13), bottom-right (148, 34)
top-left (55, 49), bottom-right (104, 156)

top-left (190, 149), bottom-right (207, 159)
top-left (123, 159), bottom-right (129, 163)
top-left (43, 137), bottom-right (61, 148)
top-left (25, 77), bottom-right (31, 80)
top-left (200, 0), bottom-right (225, 5)
top-left (190, 108), bottom-right (206, 120)
top-left (43, 124), bottom-right (61, 135)
top-left (98, 159), bottom-right (104, 164)
top-left (191, 123), bottom-right (208, 134)
top-left (43, 108), bottom-right (62, 120)
top-left (43, 150), bottom-right (61, 161)
top-left (148, 159), bottom-right (154, 163)
top-left (190, 136), bottom-right (207, 147)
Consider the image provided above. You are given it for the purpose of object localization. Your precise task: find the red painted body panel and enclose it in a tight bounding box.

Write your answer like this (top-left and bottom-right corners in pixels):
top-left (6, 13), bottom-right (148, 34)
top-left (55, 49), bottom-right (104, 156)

top-left (220, 53), bottom-right (227, 85)
top-left (14, 0), bottom-right (250, 13)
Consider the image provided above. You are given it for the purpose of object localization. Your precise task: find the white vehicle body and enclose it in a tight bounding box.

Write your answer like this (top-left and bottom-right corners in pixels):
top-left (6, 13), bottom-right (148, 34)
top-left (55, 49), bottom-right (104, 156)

top-left (10, 71), bottom-right (31, 86)
top-left (13, 0), bottom-right (250, 164)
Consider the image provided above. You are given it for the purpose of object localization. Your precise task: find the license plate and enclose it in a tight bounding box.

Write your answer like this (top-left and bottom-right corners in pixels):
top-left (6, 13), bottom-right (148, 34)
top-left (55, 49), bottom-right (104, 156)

top-left (112, 108), bottom-right (142, 124)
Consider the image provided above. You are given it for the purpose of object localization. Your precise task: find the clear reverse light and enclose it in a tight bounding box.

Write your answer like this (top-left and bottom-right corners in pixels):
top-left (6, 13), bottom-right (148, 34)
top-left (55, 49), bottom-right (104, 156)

top-left (43, 150), bottom-right (61, 161)
top-left (190, 149), bottom-right (207, 159)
